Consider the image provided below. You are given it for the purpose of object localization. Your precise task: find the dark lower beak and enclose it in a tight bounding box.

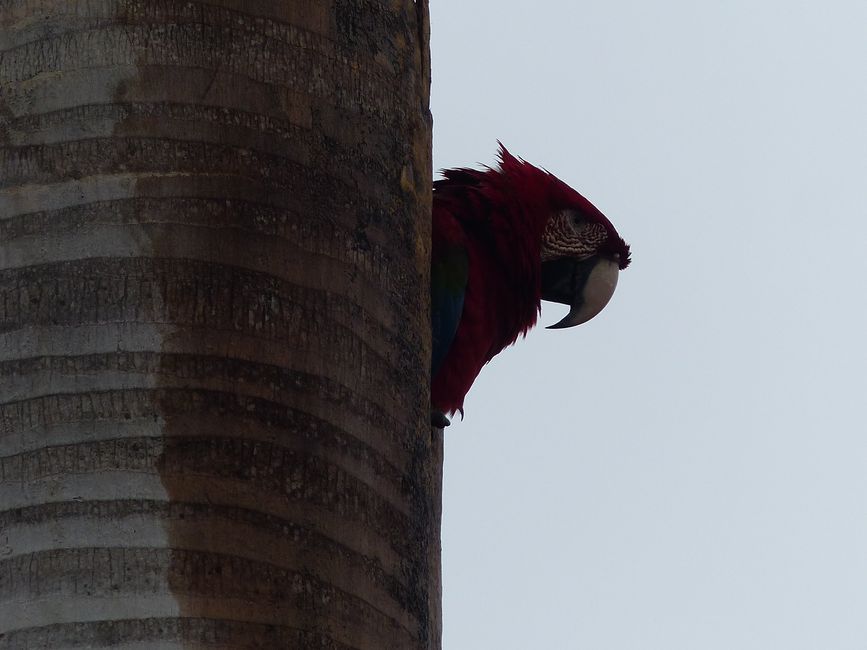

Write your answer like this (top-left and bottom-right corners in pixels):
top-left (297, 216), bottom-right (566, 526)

top-left (541, 255), bottom-right (619, 329)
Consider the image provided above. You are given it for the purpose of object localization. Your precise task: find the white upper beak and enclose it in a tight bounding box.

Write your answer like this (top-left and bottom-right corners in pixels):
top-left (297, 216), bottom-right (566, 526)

top-left (547, 257), bottom-right (619, 329)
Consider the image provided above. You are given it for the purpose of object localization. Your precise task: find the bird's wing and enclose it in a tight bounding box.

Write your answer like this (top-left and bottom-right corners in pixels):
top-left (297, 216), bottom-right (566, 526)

top-left (431, 240), bottom-right (468, 380)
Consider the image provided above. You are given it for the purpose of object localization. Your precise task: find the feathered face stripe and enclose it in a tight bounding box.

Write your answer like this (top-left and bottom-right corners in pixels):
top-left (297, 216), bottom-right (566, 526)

top-left (540, 210), bottom-right (609, 262)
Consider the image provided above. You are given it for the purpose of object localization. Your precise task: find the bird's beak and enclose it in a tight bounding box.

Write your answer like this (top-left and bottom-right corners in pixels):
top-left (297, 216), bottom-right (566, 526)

top-left (541, 256), bottom-right (619, 329)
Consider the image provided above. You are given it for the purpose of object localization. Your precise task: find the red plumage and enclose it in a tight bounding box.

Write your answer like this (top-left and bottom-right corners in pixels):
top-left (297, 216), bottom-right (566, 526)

top-left (431, 144), bottom-right (629, 417)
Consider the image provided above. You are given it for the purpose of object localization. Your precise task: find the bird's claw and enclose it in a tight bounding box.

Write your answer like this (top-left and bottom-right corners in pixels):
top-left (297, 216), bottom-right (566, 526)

top-left (430, 410), bottom-right (451, 428)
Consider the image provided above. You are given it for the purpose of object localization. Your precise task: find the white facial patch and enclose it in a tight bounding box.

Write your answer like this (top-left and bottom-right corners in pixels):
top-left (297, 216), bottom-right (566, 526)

top-left (541, 211), bottom-right (609, 262)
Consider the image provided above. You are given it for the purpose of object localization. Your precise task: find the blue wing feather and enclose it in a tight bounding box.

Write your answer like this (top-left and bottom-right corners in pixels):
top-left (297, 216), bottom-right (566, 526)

top-left (431, 245), bottom-right (468, 379)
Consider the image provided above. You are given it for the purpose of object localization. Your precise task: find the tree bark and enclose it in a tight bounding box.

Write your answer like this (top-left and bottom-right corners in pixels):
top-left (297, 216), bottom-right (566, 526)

top-left (0, 1), bottom-right (438, 648)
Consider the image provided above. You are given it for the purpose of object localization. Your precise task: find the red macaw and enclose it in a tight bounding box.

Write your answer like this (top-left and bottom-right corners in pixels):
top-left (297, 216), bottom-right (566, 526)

top-left (431, 145), bottom-right (631, 426)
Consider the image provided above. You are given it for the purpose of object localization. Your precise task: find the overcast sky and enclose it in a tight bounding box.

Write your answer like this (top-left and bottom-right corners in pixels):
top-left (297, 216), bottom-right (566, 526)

top-left (430, 1), bottom-right (867, 648)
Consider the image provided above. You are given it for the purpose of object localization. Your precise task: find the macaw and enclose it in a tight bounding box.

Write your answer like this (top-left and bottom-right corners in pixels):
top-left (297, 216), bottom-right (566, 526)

top-left (430, 144), bottom-right (631, 427)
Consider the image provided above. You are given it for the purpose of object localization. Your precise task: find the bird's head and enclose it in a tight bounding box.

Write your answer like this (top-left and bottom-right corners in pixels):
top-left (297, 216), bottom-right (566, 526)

top-left (498, 148), bottom-right (631, 330)
top-left (449, 143), bottom-right (631, 331)
top-left (539, 204), bottom-right (630, 328)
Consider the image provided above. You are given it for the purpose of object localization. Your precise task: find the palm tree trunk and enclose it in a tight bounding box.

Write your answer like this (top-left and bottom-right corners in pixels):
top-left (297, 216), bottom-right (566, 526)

top-left (0, 1), bottom-right (438, 648)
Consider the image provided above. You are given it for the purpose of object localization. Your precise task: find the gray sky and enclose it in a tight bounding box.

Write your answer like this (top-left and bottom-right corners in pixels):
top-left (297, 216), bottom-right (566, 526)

top-left (430, 1), bottom-right (867, 648)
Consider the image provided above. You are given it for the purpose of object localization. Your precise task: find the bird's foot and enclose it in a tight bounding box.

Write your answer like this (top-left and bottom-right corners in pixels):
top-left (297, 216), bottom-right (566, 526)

top-left (430, 410), bottom-right (451, 428)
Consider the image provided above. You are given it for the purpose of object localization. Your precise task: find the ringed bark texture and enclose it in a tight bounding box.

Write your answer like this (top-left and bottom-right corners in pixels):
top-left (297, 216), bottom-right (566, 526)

top-left (0, 1), bottom-right (438, 648)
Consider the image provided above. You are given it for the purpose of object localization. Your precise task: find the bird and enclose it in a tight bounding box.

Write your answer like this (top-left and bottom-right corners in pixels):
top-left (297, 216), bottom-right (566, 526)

top-left (430, 144), bottom-right (631, 427)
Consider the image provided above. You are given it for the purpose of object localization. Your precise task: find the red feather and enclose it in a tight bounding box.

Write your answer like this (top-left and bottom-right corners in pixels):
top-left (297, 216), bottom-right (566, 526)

top-left (431, 143), bottom-right (629, 415)
top-left (432, 144), bottom-right (623, 416)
